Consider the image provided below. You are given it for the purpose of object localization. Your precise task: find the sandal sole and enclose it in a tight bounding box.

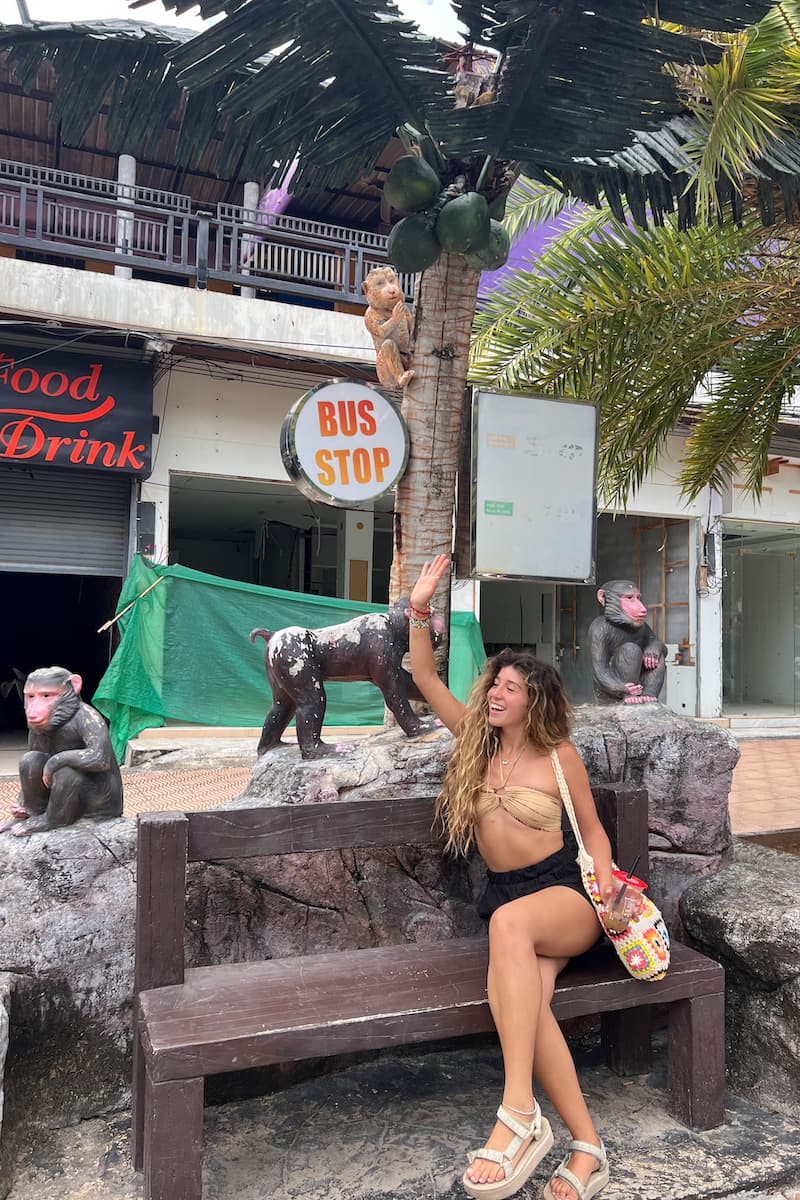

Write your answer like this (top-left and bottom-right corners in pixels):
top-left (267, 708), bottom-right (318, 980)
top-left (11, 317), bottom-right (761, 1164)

top-left (462, 1118), bottom-right (554, 1200)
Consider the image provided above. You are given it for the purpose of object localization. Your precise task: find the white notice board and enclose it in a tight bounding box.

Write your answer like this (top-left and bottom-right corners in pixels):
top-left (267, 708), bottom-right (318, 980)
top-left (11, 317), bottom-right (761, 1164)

top-left (471, 390), bottom-right (597, 582)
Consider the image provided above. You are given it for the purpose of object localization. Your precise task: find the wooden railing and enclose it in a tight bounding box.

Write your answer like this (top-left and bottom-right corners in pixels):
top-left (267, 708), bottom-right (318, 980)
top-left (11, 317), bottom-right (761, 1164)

top-left (0, 159), bottom-right (414, 306)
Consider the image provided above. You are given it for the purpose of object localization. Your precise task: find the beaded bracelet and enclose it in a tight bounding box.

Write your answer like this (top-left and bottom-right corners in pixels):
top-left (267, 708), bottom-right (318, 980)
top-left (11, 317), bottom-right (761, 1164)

top-left (409, 613), bottom-right (431, 629)
top-left (408, 602), bottom-right (431, 618)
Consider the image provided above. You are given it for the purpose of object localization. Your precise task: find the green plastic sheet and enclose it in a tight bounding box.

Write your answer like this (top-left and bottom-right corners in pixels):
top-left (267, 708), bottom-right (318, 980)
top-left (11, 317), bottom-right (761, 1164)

top-left (94, 556), bottom-right (486, 760)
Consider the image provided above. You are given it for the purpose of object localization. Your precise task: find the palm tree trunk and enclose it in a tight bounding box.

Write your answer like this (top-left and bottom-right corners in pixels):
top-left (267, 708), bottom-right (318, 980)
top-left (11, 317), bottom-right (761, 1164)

top-left (389, 251), bottom-right (481, 658)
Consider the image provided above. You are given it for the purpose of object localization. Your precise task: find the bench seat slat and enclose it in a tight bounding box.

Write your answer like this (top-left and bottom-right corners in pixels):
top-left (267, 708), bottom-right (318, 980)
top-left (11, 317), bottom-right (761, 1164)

top-left (137, 940), bottom-right (721, 1083)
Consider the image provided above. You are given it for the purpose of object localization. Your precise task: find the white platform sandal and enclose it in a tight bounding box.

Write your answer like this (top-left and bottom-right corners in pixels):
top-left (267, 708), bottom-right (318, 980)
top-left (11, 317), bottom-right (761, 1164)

top-left (542, 1139), bottom-right (609, 1200)
top-left (462, 1101), bottom-right (554, 1200)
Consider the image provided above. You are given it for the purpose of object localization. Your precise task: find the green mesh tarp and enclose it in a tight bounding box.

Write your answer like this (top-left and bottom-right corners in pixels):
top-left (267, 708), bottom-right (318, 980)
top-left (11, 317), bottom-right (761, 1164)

top-left (94, 556), bottom-right (487, 760)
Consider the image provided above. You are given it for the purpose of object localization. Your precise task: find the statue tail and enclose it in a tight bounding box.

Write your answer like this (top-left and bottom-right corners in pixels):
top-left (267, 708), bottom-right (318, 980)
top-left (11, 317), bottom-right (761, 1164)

top-left (249, 628), bottom-right (273, 645)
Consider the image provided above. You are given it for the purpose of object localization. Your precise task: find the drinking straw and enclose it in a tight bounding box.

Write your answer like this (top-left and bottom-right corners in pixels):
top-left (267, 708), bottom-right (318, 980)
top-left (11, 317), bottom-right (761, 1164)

top-left (611, 855), bottom-right (642, 908)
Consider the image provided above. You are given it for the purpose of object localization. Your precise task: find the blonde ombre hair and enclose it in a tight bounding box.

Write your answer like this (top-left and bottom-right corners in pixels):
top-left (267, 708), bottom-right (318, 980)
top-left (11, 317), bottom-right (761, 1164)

top-left (436, 650), bottom-right (572, 856)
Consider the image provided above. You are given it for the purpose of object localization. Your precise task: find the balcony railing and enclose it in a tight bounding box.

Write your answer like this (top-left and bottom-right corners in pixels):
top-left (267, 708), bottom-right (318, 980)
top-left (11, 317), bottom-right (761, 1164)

top-left (0, 159), bottom-right (415, 306)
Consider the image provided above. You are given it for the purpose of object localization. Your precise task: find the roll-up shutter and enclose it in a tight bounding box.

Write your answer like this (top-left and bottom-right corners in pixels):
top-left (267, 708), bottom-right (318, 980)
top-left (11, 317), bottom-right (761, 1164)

top-left (0, 466), bottom-right (131, 575)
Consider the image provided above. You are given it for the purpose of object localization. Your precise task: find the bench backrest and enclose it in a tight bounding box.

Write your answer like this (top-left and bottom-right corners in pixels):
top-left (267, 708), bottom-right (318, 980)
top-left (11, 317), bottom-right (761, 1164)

top-left (134, 784), bottom-right (648, 994)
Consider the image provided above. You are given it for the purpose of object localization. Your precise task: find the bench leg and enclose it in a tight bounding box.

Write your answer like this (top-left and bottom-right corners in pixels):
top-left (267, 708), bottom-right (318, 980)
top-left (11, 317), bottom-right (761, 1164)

top-left (143, 1070), bottom-right (204, 1200)
top-left (601, 1009), bottom-right (652, 1076)
top-left (131, 1027), bottom-right (146, 1171)
top-left (667, 991), bottom-right (725, 1131)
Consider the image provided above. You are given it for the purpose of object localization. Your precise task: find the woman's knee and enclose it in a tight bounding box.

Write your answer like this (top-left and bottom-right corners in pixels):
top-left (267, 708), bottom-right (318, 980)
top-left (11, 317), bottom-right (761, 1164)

top-left (488, 900), bottom-right (537, 951)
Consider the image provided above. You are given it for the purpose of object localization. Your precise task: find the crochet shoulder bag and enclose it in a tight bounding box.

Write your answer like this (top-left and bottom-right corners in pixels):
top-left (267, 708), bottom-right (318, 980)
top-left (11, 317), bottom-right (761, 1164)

top-left (549, 749), bottom-right (670, 983)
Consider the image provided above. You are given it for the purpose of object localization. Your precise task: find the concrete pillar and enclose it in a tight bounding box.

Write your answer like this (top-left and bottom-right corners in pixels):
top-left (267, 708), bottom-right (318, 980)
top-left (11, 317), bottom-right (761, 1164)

top-left (138, 481), bottom-right (169, 565)
top-left (240, 180), bottom-right (260, 300)
top-left (336, 509), bottom-right (374, 601)
top-left (697, 521), bottom-right (723, 717)
top-left (115, 153), bottom-right (136, 280)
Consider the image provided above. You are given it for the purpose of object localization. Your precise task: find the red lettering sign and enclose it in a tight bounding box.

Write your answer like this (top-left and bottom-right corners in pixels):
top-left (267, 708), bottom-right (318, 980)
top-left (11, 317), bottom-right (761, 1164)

top-left (0, 347), bottom-right (151, 474)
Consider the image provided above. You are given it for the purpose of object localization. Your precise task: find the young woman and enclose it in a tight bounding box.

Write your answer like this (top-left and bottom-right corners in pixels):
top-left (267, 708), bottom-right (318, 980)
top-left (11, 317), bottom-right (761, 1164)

top-left (408, 555), bottom-right (627, 1200)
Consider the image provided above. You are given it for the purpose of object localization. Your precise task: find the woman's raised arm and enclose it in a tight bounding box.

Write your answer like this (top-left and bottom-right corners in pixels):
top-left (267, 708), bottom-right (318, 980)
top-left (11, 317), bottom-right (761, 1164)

top-left (408, 555), bottom-right (466, 735)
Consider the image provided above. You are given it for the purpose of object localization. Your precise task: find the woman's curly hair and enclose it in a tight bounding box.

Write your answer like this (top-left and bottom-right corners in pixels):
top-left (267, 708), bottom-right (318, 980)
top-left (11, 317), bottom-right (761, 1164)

top-left (436, 649), bottom-right (572, 856)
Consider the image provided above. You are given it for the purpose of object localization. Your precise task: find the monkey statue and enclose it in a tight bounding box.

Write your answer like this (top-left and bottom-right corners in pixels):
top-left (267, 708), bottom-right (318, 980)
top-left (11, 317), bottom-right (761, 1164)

top-left (0, 666), bottom-right (123, 838)
top-left (588, 581), bottom-right (667, 705)
top-left (362, 265), bottom-right (415, 390)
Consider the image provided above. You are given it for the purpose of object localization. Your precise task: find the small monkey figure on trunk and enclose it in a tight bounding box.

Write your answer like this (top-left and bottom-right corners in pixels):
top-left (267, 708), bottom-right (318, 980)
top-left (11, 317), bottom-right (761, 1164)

top-left (362, 266), bottom-right (415, 390)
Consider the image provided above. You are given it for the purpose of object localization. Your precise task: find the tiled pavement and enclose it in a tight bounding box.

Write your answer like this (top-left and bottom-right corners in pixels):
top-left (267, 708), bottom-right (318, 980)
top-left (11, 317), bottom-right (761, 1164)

top-left (0, 736), bottom-right (798, 834)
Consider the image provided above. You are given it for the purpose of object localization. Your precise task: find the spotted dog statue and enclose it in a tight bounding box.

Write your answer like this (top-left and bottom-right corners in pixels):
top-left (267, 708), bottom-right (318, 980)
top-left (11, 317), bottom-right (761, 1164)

top-left (250, 597), bottom-right (444, 759)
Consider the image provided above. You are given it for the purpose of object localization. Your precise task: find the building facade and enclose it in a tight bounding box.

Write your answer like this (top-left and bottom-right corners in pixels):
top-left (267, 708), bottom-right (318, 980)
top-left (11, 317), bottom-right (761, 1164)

top-left (1, 22), bottom-right (799, 736)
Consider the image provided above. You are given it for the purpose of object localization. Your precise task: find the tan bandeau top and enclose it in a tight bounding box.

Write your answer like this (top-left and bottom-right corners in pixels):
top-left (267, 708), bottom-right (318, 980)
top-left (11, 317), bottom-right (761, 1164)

top-left (475, 785), bottom-right (563, 833)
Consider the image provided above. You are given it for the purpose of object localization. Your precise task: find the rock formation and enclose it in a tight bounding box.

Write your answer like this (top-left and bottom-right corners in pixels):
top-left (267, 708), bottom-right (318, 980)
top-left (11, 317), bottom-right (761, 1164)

top-left (0, 707), bottom-right (738, 1187)
top-left (681, 838), bottom-right (800, 1119)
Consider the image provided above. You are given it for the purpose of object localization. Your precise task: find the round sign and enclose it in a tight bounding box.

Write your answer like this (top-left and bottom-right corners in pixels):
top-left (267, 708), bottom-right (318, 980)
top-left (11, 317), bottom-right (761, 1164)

top-left (280, 380), bottom-right (410, 507)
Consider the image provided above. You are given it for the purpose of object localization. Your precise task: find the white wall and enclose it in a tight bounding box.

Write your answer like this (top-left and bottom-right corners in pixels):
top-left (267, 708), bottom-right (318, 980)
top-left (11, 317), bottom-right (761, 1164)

top-left (141, 364), bottom-right (325, 561)
top-left (606, 434), bottom-right (710, 519)
top-left (0, 257), bottom-right (374, 365)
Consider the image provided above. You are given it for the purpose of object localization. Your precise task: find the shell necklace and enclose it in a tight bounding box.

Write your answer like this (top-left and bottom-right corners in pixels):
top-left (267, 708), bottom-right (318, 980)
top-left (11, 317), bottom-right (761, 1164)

top-left (495, 743), bottom-right (527, 789)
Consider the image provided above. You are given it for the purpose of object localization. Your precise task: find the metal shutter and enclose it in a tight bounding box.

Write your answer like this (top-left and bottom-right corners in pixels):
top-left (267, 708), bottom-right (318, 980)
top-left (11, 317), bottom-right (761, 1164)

top-left (0, 466), bottom-right (131, 575)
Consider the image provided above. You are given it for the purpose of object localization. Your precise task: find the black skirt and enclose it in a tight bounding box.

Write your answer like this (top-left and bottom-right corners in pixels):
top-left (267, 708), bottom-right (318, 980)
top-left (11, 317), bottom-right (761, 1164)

top-left (477, 843), bottom-right (597, 921)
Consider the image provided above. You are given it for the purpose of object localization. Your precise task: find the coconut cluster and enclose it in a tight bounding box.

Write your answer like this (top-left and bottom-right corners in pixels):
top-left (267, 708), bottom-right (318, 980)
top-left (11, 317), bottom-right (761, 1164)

top-left (383, 155), bottom-right (510, 275)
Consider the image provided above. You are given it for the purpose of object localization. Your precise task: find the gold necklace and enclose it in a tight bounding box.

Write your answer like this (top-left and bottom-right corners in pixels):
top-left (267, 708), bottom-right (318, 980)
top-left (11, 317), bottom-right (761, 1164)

top-left (496, 744), bottom-right (527, 788)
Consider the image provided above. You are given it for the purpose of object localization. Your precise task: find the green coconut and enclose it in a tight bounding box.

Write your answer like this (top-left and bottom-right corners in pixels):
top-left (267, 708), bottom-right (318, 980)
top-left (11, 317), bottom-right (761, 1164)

top-left (384, 155), bottom-right (442, 213)
top-left (465, 220), bottom-right (511, 271)
top-left (386, 214), bottom-right (442, 273)
top-left (435, 191), bottom-right (491, 254)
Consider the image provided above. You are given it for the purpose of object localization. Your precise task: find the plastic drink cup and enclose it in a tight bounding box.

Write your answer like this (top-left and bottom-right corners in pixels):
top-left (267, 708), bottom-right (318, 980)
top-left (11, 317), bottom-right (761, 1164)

top-left (603, 869), bottom-right (647, 933)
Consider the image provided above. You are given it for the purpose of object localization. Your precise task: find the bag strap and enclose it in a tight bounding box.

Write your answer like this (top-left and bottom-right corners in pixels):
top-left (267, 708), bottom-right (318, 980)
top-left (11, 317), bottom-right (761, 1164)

top-left (550, 747), bottom-right (595, 874)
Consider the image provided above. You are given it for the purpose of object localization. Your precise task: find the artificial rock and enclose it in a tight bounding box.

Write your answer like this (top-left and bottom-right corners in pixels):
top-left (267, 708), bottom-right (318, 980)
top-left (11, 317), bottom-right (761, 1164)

top-left (0, 707), bottom-right (737, 1186)
top-left (681, 837), bottom-right (800, 1119)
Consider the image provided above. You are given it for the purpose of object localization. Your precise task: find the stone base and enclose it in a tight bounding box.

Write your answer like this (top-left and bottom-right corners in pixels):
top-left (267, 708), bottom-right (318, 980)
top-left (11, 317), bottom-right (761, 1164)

top-left (0, 707), bottom-right (737, 1187)
top-left (570, 704), bottom-right (738, 931)
top-left (5, 1039), bottom-right (800, 1200)
top-left (681, 838), bottom-right (800, 1117)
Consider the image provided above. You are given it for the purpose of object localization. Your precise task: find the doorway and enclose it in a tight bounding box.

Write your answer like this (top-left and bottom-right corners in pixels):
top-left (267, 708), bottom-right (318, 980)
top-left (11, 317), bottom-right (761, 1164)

top-left (0, 572), bottom-right (121, 732)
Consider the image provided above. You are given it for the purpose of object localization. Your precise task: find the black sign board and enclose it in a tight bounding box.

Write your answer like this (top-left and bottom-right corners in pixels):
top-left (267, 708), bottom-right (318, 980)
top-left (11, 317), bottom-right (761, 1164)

top-left (0, 344), bottom-right (153, 475)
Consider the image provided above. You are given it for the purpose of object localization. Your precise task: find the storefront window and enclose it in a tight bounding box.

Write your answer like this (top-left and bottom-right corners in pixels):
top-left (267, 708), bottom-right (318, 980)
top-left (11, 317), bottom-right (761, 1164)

top-left (722, 520), bottom-right (800, 714)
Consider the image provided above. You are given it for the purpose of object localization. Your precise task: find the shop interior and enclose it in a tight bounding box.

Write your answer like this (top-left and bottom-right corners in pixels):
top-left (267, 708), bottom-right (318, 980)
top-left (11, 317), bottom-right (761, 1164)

top-left (168, 474), bottom-right (394, 602)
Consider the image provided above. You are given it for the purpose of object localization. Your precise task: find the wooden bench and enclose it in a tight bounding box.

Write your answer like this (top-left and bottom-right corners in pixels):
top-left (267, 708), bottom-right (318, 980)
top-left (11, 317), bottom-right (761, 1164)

top-left (132, 784), bottom-right (725, 1200)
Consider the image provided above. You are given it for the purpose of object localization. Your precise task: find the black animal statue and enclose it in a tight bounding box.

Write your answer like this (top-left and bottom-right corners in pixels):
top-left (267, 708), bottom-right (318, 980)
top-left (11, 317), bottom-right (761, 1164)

top-left (250, 597), bottom-right (444, 759)
top-left (588, 581), bottom-right (667, 705)
top-left (0, 666), bottom-right (123, 837)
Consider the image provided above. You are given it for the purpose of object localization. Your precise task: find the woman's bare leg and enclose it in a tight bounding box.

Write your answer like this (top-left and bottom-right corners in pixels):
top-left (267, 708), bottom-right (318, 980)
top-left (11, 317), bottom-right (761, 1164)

top-left (466, 888), bottom-right (599, 1187)
top-left (535, 957), bottom-right (604, 1200)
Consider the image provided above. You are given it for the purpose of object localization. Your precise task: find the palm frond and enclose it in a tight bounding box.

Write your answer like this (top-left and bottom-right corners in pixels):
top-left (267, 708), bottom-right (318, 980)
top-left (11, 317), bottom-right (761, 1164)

top-left (159, 0), bottom-right (452, 192)
top-left (470, 205), bottom-right (800, 503)
top-left (681, 32), bottom-right (800, 217)
top-left (681, 330), bottom-right (800, 498)
top-left (501, 175), bottom-right (573, 242)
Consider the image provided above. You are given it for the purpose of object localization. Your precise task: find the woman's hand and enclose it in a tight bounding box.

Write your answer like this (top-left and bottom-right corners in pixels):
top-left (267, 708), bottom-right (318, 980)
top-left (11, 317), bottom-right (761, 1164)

top-left (600, 879), bottom-right (645, 922)
top-left (409, 554), bottom-right (450, 613)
